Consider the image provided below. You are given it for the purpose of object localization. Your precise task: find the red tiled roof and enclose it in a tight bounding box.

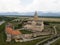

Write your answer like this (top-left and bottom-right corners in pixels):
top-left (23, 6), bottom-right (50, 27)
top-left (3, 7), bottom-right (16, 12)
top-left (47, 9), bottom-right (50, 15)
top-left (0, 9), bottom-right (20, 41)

top-left (11, 30), bottom-right (21, 35)
top-left (6, 27), bottom-right (22, 35)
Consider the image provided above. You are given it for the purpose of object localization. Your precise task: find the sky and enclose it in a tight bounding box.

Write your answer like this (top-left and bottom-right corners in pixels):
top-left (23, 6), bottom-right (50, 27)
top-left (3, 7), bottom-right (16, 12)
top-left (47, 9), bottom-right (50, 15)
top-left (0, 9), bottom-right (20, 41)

top-left (0, 0), bottom-right (60, 13)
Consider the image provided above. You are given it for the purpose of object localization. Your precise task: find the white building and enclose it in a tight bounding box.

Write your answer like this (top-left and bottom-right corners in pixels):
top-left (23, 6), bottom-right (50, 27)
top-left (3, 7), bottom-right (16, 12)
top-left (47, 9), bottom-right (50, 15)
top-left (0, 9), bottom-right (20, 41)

top-left (23, 11), bottom-right (44, 32)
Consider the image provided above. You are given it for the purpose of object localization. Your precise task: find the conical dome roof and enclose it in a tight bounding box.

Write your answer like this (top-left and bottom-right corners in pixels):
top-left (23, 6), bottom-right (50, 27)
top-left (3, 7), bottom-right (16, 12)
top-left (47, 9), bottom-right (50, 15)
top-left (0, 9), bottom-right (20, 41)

top-left (34, 11), bottom-right (39, 21)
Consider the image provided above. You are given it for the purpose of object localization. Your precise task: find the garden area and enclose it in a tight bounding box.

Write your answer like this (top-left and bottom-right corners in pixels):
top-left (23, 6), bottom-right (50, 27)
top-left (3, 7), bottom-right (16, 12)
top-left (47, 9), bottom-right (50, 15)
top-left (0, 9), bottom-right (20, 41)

top-left (20, 30), bottom-right (33, 34)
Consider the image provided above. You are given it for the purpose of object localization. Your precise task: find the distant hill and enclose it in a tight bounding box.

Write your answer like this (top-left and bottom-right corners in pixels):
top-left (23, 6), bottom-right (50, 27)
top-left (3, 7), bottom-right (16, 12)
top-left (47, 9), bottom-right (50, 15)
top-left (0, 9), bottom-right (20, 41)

top-left (0, 11), bottom-right (60, 17)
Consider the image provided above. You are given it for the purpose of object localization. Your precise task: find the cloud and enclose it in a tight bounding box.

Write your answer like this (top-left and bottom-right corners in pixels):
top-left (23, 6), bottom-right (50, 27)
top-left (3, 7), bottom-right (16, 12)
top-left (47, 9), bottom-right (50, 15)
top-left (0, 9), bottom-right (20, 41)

top-left (0, 0), bottom-right (60, 12)
top-left (26, 0), bottom-right (60, 12)
top-left (0, 0), bottom-right (24, 12)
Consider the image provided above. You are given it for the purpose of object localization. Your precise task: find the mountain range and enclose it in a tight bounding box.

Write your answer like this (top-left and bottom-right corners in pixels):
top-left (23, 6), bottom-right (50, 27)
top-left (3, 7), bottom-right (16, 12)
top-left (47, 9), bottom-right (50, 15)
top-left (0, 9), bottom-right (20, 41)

top-left (0, 11), bottom-right (60, 16)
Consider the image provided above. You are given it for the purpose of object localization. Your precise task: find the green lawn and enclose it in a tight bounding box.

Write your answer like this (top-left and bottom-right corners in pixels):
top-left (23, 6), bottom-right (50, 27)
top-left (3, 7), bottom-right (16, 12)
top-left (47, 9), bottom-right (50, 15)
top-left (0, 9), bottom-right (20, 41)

top-left (20, 30), bottom-right (33, 34)
top-left (50, 24), bottom-right (60, 45)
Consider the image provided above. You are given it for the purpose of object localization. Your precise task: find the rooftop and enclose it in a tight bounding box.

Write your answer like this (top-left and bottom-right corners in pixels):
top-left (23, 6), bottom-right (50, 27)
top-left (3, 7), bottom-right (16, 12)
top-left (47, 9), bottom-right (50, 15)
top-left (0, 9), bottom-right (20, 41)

top-left (6, 27), bottom-right (22, 35)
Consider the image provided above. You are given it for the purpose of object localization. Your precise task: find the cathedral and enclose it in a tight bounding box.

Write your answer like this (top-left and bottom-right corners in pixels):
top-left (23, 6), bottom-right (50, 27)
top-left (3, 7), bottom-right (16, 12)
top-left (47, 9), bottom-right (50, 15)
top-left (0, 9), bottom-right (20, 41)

top-left (23, 11), bottom-right (44, 32)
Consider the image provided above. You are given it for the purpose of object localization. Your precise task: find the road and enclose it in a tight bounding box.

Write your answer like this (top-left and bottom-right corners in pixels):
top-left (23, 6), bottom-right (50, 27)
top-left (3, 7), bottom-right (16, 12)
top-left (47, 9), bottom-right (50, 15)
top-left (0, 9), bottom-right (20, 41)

top-left (44, 37), bottom-right (60, 45)
top-left (0, 21), bottom-right (5, 25)
top-left (19, 36), bottom-right (49, 42)
top-left (53, 26), bottom-right (57, 35)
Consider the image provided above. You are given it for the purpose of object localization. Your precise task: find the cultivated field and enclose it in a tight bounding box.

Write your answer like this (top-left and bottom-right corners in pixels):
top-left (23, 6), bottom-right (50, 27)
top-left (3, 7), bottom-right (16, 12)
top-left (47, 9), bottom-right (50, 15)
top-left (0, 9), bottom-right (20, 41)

top-left (39, 18), bottom-right (60, 22)
top-left (28, 18), bottom-right (60, 22)
top-left (18, 17), bottom-right (60, 22)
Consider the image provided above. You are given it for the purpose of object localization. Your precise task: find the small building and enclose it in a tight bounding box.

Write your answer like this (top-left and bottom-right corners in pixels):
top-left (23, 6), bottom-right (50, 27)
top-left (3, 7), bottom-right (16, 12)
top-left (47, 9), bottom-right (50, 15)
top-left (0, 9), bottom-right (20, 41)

top-left (5, 23), bottom-right (22, 42)
top-left (23, 11), bottom-right (44, 32)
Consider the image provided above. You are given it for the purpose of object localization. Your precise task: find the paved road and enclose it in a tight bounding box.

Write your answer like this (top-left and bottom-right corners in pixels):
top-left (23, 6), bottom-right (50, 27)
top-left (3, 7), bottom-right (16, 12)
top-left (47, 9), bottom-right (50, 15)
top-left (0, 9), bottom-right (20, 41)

top-left (18, 36), bottom-right (49, 42)
top-left (0, 21), bottom-right (5, 25)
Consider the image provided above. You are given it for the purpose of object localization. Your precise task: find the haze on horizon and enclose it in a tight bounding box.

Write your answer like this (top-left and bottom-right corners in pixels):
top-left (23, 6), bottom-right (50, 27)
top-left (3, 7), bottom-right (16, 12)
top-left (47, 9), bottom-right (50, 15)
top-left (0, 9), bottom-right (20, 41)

top-left (0, 0), bottom-right (60, 13)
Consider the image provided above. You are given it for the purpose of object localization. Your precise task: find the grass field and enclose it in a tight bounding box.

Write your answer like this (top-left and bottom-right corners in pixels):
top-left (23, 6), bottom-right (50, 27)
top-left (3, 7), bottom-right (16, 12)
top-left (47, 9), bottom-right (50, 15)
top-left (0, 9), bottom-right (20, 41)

top-left (50, 23), bottom-right (60, 45)
top-left (12, 17), bottom-right (60, 22)
top-left (39, 18), bottom-right (60, 22)
top-left (51, 38), bottom-right (60, 45)
top-left (28, 18), bottom-right (60, 22)
top-left (20, 30), bottom-right (33, 34)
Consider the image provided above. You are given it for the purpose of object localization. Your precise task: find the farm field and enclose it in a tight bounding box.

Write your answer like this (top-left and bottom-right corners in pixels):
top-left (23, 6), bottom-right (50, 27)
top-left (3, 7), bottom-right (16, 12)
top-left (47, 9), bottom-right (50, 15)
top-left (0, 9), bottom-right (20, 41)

top-left (16, 17), bottom-right (60, 22)
top-left (28, 17), bottom-right (60, 22)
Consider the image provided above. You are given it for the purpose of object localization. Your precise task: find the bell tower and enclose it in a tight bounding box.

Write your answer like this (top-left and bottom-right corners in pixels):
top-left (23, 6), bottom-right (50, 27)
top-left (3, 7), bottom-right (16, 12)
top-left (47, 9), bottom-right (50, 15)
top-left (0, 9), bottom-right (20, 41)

top-left (34, 11), bottom-right (39, 21)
